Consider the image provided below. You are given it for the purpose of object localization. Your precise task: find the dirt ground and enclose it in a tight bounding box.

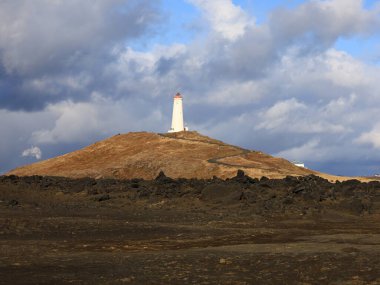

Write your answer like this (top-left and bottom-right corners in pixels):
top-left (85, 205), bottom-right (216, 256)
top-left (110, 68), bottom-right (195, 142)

top-left (1, 174), bottom-right (380, 284)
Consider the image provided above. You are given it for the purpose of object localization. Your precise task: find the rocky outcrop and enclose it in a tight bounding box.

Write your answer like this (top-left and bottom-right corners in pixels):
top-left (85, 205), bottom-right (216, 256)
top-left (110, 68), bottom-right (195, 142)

top-left (1, 171), bottom-right (379, 216)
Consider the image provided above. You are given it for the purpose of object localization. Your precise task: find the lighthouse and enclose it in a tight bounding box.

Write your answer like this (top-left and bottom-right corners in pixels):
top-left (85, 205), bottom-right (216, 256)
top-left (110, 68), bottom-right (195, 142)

top-left (168, 93), bottom-right (187, 133)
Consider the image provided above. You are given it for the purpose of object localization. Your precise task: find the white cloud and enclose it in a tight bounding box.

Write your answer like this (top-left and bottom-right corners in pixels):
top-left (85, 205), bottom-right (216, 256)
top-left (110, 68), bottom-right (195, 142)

top-left (31, 94), bottom-right (165, 145)
top-left (201, 80), bottom-right (265, 106)
top-left (22, 146), bottom-right (42, 160)
top-left (275, 139), bottom-right (321, 162)
top-left (322, 93), bottom-right (357, 116)
top-left (323, 49), bottom-right (373, 87)
top-left (31, 100), bottom-right (100, 144)
top-left (276, 48), bottom-right (377, 95)
top-left (188, 0), bottom-right (252, 40)
top-left (256, 99), bottom-right (303, 131)
top-left (356, 125), bottom-right (380, 149)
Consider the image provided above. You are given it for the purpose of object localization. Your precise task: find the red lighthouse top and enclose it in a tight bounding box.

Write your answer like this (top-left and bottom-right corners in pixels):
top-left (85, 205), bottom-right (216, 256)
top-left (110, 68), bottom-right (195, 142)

top-left (174, 92), bottom-right (182, 99)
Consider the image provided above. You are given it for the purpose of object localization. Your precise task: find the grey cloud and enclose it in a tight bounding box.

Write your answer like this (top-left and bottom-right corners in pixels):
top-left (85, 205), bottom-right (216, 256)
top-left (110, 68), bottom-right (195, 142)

top-left (156, 57), bottom-right (178, 76)
top-left (205, 27), bottom-right (275, 81)
top-left (269, 0), bottom-right (380, 49)
top-left (0, 0), bottom-right (160, 74)
top-left (0, 0), bottom-right (162, 111)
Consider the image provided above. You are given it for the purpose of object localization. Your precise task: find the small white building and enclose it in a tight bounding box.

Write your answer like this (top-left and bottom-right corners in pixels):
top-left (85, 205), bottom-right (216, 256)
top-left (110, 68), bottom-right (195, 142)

top-left (168, 93), bottom-right (188, 133)
top-left (293, 161), bottom-right (305, 168)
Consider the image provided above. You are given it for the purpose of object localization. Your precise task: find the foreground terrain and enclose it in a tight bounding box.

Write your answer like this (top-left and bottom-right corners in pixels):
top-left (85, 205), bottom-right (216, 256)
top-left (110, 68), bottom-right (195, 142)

top-left (1, 172), bottom-right (380, 284)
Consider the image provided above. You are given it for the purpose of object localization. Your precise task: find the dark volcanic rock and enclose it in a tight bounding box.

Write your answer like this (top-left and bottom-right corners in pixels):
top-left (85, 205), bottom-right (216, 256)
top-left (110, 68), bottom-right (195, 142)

top-left (97, 194), bottom-right (111, 202)
top-left (155, 171), bottom-right (174, 183)
top-left (7, 199), bottom-right (19, 207)
top-left (1, 173), bottom-right (380, 285)
top-left (0, 174), bottom-right (379, 216)
top-left (201, 184), bottom-right (242, 204)
top-left (231, 169), bottom-right (258, 184)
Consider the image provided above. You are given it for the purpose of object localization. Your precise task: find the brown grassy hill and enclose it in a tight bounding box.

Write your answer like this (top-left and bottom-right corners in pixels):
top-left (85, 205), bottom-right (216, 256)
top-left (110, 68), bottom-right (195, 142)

top-left (8, 131), bottom-right (323, 180)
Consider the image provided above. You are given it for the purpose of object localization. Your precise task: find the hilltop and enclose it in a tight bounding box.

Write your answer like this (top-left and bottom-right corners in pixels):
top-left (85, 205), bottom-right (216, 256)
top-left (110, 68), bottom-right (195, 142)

top-left (8, 131), bottom-right (317, 179)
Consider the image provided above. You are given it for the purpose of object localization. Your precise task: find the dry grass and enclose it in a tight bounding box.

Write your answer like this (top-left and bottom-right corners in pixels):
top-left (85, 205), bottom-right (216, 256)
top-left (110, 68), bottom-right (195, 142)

top-left (7, 131), bottom-right (367, 181)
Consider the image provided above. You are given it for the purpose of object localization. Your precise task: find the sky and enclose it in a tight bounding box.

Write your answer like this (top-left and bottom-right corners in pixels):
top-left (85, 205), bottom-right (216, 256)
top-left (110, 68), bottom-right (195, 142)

top-left (1, 0), bottom-right (380, 176)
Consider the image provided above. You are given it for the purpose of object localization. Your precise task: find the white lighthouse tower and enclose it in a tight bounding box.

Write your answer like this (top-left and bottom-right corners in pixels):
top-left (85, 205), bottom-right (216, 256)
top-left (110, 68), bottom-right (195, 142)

top-left (168, 92), bottom-right (186, 133)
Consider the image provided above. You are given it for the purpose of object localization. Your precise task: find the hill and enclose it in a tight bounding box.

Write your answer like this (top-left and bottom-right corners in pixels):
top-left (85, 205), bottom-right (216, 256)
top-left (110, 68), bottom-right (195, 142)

top-left (8, 131), bottom-right (319, 179)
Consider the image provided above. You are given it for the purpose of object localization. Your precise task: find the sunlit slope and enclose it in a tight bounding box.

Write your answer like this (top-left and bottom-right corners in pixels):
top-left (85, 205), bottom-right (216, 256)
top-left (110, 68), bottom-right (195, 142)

top-left (8, 131), bottom-right (318, 179)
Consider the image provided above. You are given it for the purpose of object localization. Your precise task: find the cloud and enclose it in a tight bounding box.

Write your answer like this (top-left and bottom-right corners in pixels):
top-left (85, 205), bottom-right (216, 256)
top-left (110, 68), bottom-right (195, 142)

top-left (0, 0), bottom-right (161, 111)
top-left (356, 125), bottom-right (380, 149)
top-left (22, 146), bottom-right (42, 160)
top-left (31, 94), bottom-right (165, 145)
top-left (270, 0), bottom-right (380, 49)
top-left (188, 0), bottom-right (252, 40)
top-left (255, 96), bottom-right (347, 135)
top-left (257, 98), bottom-right (306, 129)
top-left (0, 0), bottom-right (160, 74)
top-left (275, 139), bottom-right (321, 162)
